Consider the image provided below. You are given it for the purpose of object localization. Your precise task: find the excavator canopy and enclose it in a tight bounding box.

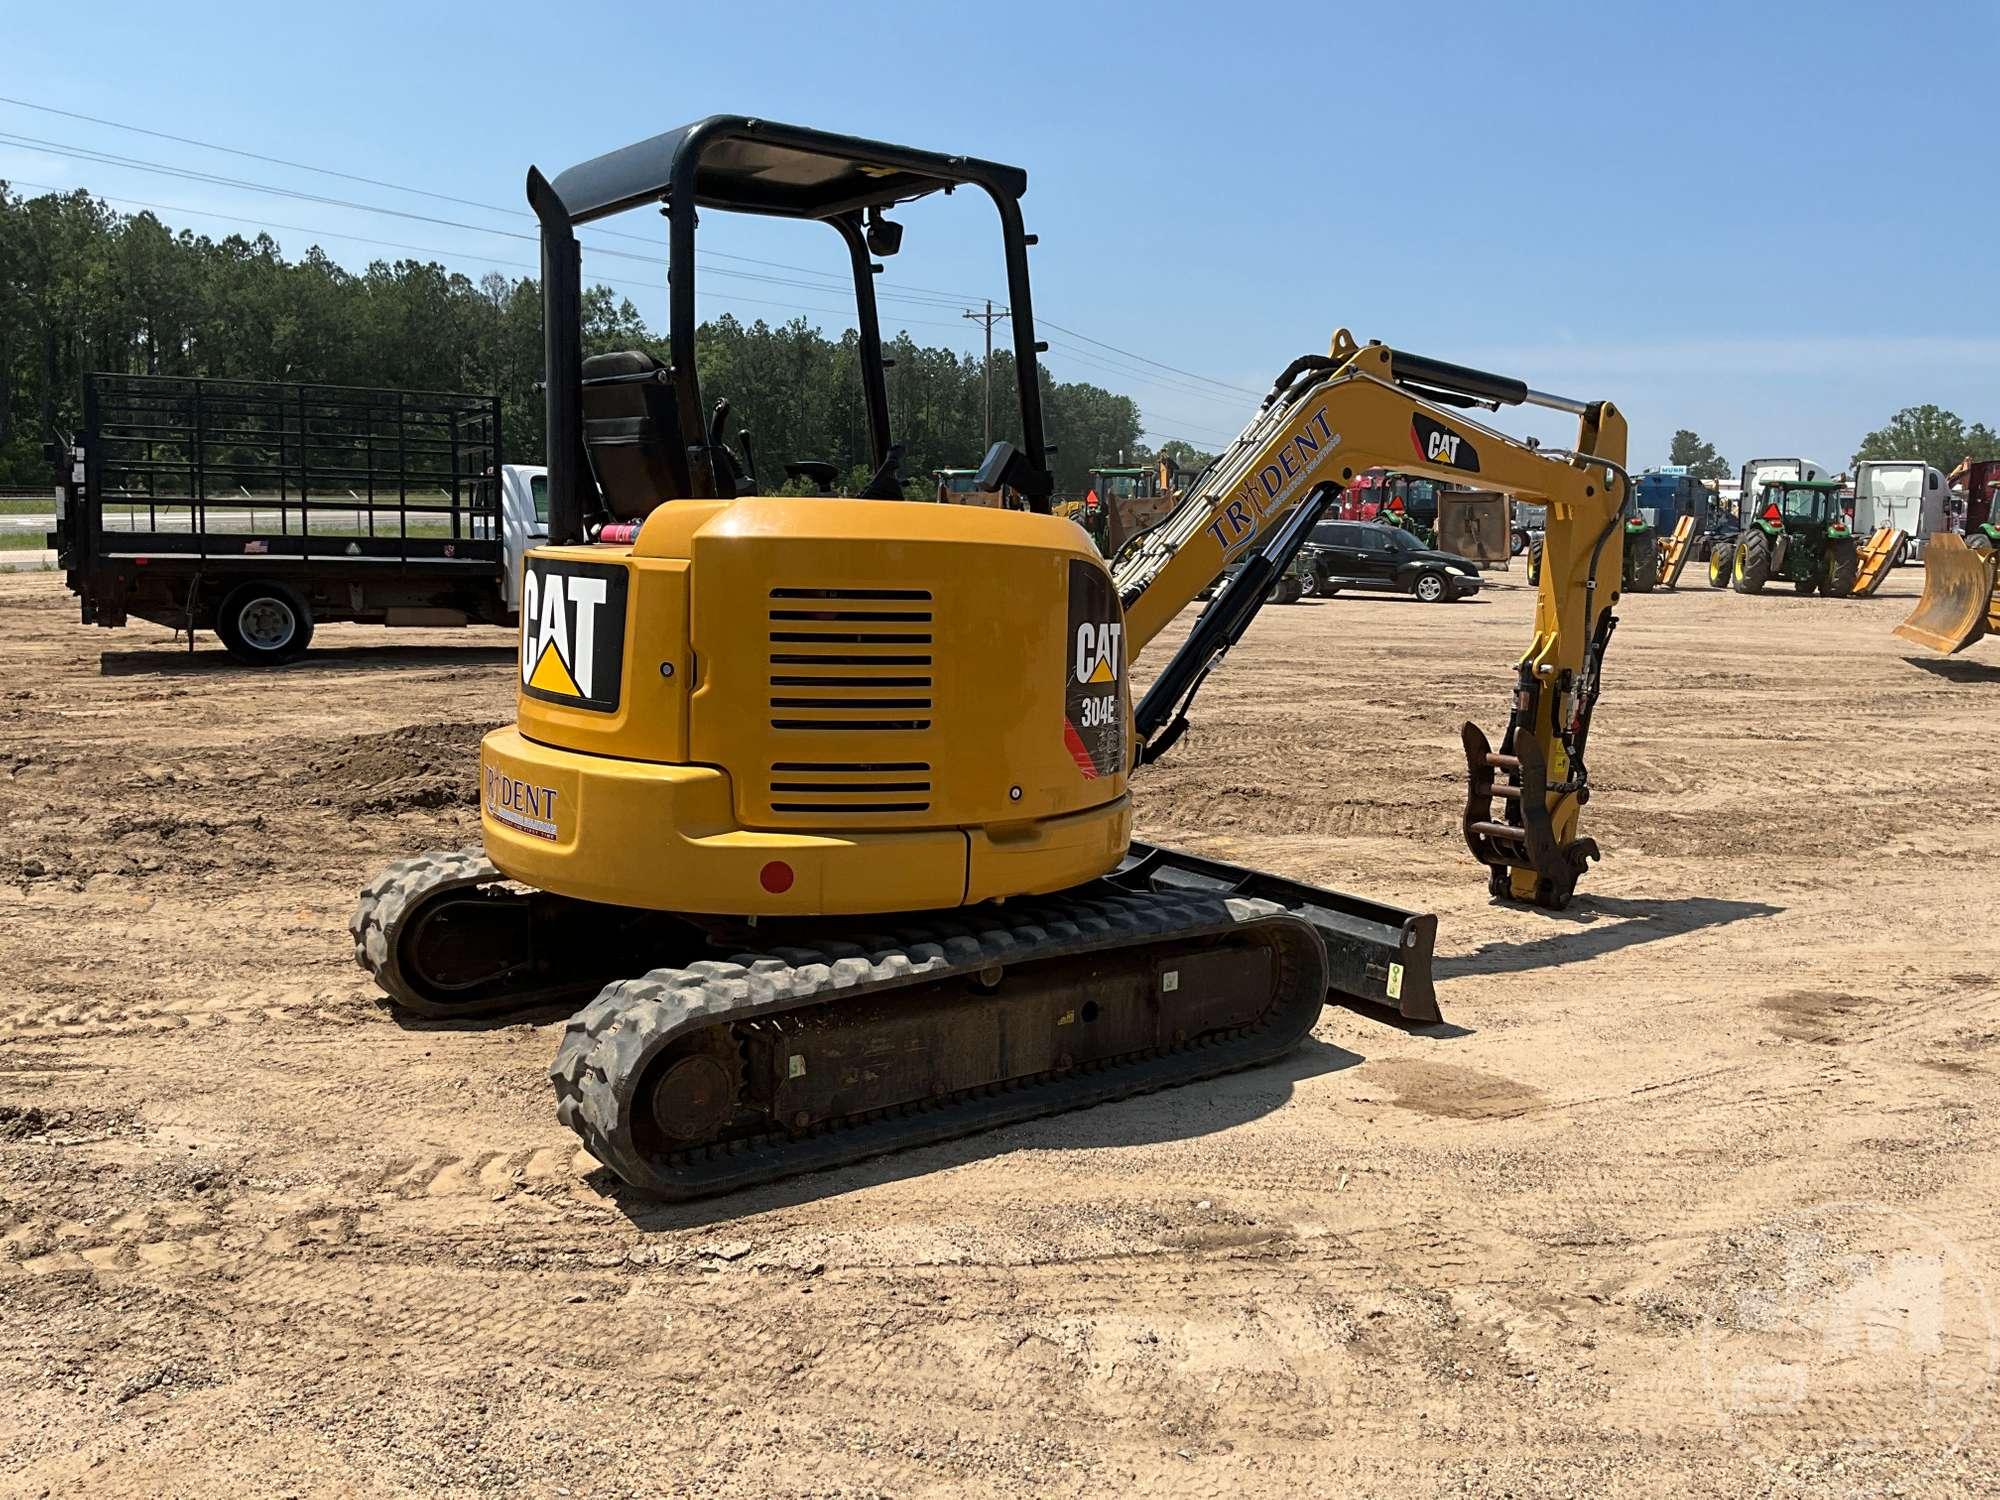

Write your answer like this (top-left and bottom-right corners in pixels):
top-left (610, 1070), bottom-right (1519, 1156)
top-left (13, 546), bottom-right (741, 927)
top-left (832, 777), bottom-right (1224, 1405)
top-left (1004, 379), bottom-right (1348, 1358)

top-left (527, 116), bottom-right (1051, 540)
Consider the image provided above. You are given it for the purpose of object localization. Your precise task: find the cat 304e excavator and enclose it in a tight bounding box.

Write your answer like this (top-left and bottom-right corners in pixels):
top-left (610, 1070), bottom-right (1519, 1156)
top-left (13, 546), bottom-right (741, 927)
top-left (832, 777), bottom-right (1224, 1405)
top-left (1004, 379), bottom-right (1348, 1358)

top-left (353, 117), bottom-right (1631, 1199)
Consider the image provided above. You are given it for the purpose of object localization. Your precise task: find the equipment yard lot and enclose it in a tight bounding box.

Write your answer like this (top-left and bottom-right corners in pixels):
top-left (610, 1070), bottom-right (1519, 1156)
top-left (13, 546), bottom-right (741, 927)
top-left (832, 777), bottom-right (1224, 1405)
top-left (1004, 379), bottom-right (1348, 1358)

top-left (0, 569), bottom-right (1993, 1497)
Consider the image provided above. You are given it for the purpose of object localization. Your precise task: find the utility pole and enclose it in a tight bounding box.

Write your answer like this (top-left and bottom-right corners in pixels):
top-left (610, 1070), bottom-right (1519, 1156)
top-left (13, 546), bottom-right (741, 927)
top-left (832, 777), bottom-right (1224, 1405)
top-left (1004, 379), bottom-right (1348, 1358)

top-left (963, 300), bottom-right (1009, 452)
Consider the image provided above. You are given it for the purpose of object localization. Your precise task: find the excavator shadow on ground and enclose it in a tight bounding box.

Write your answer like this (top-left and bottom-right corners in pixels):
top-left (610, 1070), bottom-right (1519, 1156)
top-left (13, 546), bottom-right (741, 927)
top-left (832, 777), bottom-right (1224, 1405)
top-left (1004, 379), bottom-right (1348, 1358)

top-left (101, 644), bottom-right (517, 676)
top-left (1436, 893), bottom-right (1780, 980)
top-left (601, 1035), bottom-right (1368, 1230)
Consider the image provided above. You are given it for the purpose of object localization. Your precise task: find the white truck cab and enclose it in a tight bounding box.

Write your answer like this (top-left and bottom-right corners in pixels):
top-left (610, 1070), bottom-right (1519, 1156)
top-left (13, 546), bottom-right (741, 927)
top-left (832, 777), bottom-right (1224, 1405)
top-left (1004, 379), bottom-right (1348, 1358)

top-left (1851, 460), bottom-right (1947, 555)
top-left (498, 464), bottom-right (550, 614)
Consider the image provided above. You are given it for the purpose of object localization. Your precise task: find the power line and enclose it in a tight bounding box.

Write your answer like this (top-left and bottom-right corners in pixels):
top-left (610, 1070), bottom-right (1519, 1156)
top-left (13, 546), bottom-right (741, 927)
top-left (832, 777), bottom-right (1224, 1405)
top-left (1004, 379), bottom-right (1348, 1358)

top-left (0, 113), bottom-right (1259, 411)
top-left (1039, 317), bottom-right (1263, 399)
top-left (1038, 335), bottom-right (1249, 410)
top-left (0, 100), bottom-right (1256, 412)
top-left (0, 131), bottom-right (985, 320)
top-left (0, 95), bottom-right (998, 301)
top-left (0, 93), bottom-right (530, 221)
top-left (0, 96), bottom-right (1260, 397)
top-left (0, 176), bottom-right (986, 340)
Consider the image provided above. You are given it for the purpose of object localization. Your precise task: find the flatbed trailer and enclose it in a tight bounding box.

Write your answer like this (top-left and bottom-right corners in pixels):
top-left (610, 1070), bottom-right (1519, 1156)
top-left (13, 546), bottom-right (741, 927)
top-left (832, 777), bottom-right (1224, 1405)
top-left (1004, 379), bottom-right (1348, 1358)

top-left (53, 373), bottom-right (544, 663)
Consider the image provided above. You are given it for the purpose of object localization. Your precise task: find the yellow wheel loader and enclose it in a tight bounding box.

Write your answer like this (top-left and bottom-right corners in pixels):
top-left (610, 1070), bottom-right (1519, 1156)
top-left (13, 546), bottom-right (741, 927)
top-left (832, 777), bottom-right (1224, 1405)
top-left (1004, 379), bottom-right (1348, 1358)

top-left (353, 117), bottom-right (1631, 1199)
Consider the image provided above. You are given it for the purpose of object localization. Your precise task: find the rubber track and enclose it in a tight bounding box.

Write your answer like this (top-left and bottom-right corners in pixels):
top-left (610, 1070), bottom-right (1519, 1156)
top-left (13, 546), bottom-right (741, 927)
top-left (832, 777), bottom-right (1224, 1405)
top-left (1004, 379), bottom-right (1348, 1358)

top-left (350, 848), bottom-right (505, 1017)
top-left (549, 888), bottom-right (1327, 1199)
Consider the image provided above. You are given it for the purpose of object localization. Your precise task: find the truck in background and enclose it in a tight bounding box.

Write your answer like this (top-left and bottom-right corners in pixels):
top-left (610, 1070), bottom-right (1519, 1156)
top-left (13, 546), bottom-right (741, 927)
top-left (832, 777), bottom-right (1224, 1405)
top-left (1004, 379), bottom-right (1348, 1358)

top-left (1632, 468), bottom-right (1716, 551)
top-left (1340, 468), bottom-right (1442, 533)
top-left (1851, 460), bottom-right (1948, 557)
top-left (54, 373), bottom-right (544, 664)
top-left (1739, 457), bottom-right (1827, 516)
top-left (1953, 457), bottom-right (2000, 545)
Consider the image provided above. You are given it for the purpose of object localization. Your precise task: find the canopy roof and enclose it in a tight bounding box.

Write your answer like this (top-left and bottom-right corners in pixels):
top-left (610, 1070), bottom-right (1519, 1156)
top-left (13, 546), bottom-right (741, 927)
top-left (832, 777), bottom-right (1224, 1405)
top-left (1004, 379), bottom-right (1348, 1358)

top-left (539, 114), bottom-right (1029, 226)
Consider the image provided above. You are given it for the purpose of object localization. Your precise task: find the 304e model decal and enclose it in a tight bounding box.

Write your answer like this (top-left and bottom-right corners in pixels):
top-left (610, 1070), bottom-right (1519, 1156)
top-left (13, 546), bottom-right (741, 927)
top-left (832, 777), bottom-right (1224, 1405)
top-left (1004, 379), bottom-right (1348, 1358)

top-left (1064, 560), bottom-right (1124, 778)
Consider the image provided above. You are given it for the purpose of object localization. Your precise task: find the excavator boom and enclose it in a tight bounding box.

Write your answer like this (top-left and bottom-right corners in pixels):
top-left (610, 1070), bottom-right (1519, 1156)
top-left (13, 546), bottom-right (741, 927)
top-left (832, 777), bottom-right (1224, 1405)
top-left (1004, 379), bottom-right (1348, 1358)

top-left (1116, 329), bottom-right (1629, 907)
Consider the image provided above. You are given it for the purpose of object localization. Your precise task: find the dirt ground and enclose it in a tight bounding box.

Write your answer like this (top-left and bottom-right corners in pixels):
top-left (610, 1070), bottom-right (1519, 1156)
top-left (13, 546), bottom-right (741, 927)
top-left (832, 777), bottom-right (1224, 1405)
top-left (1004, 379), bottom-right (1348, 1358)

top-left (1, 563), bottom-right (1996, 1498)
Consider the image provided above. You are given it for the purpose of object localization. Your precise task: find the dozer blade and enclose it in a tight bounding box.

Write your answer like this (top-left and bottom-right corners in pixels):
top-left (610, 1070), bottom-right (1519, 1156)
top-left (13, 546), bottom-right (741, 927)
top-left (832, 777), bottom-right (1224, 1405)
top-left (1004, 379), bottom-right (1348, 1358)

top-left (1851, 527), bottom-right (1905, 598)
top-left (1895, 533), bottom-right (1996, 655)
top-left (1656, 515), bottom-right (1696, 588)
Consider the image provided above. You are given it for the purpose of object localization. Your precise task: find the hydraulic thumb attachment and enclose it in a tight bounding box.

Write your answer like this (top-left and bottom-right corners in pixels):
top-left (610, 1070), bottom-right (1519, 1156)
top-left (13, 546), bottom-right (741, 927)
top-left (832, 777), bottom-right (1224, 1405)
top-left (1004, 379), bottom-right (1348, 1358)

top-left (1132, 484), bottom-right (1337, 767)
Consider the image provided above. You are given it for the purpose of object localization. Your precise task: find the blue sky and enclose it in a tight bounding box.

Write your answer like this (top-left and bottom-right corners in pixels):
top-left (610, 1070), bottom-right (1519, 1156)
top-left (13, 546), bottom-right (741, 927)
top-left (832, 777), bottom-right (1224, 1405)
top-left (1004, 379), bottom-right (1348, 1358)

top-left (7, 0), bottom-right (1995, 468)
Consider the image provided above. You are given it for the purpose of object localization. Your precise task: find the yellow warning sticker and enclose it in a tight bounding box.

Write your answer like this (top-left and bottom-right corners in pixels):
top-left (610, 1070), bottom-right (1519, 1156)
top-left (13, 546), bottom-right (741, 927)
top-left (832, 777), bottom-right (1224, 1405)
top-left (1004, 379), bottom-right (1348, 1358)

top-left (1386, 962), bottom-right (1405, 1001)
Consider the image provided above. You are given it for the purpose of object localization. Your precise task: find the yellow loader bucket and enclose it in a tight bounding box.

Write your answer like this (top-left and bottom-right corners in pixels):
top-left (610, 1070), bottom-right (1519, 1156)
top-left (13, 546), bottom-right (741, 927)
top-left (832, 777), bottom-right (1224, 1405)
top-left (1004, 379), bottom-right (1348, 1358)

top-left (1850, 527), bottom-right (1904, 598)
top-left (1894, 533), bottom-right (1997, 655)
top-left (1657, 515), bottom-right (1696, 588)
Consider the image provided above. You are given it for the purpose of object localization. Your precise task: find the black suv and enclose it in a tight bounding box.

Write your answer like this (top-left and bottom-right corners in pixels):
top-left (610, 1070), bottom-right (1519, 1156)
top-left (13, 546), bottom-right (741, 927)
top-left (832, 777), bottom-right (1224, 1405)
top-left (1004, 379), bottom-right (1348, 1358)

top-left (1304, 521), bottom-right (1483, 602)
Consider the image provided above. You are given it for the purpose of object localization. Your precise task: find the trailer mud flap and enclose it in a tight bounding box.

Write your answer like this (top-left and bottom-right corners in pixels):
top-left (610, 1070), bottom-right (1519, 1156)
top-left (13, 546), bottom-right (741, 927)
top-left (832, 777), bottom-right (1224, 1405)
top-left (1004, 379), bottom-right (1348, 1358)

top-left (1656, 515), bottom-right (1696, 588)
top-left (1851, 527), bottom-right (1905, 598)
top-left (1894, 534), bottom-right (1995, 655)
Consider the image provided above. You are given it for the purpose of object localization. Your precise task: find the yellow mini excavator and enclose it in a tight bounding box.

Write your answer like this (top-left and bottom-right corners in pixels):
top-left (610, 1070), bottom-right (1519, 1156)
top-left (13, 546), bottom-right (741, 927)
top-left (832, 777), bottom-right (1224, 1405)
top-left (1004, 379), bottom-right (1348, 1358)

top-left (353, 117), bottom-right (1630, 1199)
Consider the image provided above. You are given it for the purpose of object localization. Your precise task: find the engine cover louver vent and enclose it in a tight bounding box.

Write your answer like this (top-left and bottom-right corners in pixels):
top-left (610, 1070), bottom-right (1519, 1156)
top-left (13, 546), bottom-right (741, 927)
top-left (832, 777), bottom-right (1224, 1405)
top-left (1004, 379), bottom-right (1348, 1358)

top-left (766, 761), bottom-right (933, 815)
top-left (766, 588), bottom-right (934, 732)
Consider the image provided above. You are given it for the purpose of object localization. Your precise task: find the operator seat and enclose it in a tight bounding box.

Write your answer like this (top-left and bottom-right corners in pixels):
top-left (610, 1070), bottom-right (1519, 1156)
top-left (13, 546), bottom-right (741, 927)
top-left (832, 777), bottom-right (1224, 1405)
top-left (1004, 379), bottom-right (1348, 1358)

top-left (581, 351), bottom-right (692, 520)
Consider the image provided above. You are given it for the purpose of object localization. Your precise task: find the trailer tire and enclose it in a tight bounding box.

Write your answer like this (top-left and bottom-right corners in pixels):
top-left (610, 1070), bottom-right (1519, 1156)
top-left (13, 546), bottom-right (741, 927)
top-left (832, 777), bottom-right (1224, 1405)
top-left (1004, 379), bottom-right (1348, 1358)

top-left (1734, 530), bottom-right (1772, 593)
top-left (217, 582), bottom-right (314, 665)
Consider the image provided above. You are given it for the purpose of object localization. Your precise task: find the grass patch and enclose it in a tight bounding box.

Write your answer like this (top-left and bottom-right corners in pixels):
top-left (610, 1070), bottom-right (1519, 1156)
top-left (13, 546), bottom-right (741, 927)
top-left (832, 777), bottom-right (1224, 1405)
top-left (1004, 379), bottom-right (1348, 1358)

top-left (0, 498), bottom-right (56, 515)
top-left (0, 531), bottom-right (52, 551)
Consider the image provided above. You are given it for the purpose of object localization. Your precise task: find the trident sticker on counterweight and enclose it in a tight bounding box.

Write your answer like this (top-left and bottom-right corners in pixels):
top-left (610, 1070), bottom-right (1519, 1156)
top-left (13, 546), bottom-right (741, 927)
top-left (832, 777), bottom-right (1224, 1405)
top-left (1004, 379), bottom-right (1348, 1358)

top-left (520, 558), bottom-right (628, 713)
top-left (1064, 560), bottom-right (1124, 779)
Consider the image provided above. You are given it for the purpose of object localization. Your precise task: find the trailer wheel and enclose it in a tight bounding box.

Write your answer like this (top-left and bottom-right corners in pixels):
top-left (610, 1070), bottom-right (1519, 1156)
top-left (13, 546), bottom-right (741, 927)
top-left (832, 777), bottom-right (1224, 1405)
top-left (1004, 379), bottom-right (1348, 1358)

top-left (217, 583), bottom-right (314, 665)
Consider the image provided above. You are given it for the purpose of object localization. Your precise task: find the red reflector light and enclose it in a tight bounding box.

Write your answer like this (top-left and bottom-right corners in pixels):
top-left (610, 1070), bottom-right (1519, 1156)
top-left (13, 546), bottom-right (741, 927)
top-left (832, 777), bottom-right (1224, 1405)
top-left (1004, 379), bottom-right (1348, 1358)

top-left (759, 861), bottom-right (795, 894)
top-left (133, 557), bottom-right (149, 566)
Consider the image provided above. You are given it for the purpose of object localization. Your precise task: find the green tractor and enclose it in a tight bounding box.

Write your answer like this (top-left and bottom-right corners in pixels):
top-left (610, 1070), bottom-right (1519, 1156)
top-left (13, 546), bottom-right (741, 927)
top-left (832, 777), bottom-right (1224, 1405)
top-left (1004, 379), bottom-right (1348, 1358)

top-left (1527, 513), bottom-right (1655, 592)
top-left (1728, 479), bottom-right (1858, 596)
top-left (1621, 514), bottom-right (1658, 592)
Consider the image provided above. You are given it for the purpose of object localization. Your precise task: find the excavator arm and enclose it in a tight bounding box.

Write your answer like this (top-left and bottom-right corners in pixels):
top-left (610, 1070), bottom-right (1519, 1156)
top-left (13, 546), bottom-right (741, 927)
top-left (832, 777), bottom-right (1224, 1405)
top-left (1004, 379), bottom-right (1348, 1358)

top-left (1113, 329), bottom-right (1630, 909)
